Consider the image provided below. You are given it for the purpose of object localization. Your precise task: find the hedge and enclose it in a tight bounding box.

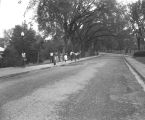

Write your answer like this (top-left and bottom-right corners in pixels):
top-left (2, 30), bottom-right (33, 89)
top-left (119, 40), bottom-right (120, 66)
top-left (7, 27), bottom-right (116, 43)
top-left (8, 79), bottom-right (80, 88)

top-left (133, 51), bottom-right (145, 57)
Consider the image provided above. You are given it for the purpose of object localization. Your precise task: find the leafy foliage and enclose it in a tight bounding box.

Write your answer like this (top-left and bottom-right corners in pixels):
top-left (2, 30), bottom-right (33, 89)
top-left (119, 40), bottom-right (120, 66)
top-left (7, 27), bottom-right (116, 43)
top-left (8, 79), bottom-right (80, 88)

top-left (129, 0), bottom-right (145, 50)
top-left (2, 46), bottom-right (23, 67)
top-left (28, 0), bottom-right (129, 52)
top-left (10, 24), bottom-right (39, 63)
top-left (2, 24), bottom-right (44, 66)
top-left (133, 50), bottom-right (145, 57)
top-left (18, 0), bottom-right (134, 56)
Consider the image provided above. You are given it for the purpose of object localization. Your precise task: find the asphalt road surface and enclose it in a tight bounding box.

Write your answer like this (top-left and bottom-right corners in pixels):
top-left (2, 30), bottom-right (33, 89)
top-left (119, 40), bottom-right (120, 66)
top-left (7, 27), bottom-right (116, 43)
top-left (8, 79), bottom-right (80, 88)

top-left (0, 54), bottom-right (145, 120)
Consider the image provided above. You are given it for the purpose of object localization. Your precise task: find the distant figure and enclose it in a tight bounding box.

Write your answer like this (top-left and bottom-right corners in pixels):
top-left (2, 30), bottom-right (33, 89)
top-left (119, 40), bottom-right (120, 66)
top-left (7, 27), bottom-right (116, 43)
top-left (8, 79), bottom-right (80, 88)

top-left (22, 52), bottom-right (26, 66)
top-left (64, 54), bottom-right (68, 62)
top-left (58, 52), bottom-right (61, 62)
top-left (74, 51), bottom-right (80, 61)
top-left (70, 51), bottom-right (74, 61)
top-left (74, 52), bottom-right (77, 62)
top-left (50, 52), bottom-right (53, 63)
top-left (53, 53), bottom-right (57, 65)
top-left (76, 52), bottom-right (80, 60)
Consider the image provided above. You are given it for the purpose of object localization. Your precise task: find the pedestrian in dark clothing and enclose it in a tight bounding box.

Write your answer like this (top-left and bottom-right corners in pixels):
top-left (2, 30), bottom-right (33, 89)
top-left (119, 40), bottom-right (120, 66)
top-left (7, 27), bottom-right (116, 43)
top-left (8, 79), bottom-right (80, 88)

top-left (53, 53), bottom-right (57, 65)
top-left (70, 51), bottom-right (73, 61)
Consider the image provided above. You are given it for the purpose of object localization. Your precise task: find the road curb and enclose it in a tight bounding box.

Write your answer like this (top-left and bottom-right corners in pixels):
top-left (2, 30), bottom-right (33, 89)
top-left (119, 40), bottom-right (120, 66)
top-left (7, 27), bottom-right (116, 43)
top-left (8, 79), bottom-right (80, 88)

top-left (123, 56), bottom-right (145, 82)
top-left (0, 71), bottom-right (30, 79)
top-left (0, 55), bottom-right (101, 79)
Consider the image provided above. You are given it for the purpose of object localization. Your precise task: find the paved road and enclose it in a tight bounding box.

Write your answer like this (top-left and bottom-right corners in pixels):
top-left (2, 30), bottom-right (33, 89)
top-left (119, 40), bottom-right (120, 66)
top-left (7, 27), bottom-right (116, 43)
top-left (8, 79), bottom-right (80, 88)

top-left (0, 54), bottom-right (145, 120)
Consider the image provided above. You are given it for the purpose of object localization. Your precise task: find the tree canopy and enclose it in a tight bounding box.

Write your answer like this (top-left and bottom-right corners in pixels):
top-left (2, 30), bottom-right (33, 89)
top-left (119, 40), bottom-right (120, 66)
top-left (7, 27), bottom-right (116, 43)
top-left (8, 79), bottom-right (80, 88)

top-left (26, 0), bottom-right (131, 52)
top-left (129, 0), bottom-right (145, 50)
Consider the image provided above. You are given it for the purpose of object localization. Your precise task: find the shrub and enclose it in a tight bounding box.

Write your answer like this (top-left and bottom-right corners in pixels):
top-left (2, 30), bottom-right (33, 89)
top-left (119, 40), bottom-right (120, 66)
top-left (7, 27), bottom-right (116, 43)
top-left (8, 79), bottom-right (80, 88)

top-left (2, 46), bottom-right (23, 67)
top-left (133, 51), bottom-right (145, 57)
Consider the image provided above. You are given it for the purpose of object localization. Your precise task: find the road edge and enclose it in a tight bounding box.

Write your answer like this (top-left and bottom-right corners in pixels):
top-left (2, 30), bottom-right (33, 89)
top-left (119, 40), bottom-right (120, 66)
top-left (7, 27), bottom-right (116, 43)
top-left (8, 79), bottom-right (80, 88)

top-left (0, 55), bottom-right (102, 79)
top-left (123, 56), bottom-right (145, 91)
top-left (123, 56), bottom-right (145, 81)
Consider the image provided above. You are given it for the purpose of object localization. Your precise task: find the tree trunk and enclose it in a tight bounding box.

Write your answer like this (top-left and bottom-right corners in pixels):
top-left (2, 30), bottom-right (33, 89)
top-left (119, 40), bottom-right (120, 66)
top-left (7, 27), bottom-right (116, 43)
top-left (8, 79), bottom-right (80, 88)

top-left (37, 51), bottom-right (40, 64)
top-left (63, 36), bottom-right (68, 54)
top-left (80, 42), bottom-right (85, 57)
top-left (137, 38), bottom-right (140, 50)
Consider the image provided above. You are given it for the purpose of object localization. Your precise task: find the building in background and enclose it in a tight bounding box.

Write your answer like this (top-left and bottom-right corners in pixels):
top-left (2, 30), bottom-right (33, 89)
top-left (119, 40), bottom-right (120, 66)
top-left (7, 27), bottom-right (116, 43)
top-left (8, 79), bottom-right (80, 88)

top-left (0, 46), bottom-right (4, 58)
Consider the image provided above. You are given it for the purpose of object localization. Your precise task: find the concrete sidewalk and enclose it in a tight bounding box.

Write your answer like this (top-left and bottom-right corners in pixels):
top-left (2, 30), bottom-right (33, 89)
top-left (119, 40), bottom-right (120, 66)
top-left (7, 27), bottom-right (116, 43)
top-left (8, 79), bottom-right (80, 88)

top-left (124, 56), bottom-right (145, 80)
top-left (0, 55), bottom-right (101, 78)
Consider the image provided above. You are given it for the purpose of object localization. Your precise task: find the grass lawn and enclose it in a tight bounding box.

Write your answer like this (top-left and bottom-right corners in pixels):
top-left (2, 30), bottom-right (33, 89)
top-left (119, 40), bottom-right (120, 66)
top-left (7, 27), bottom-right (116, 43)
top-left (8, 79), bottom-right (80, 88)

top-left (135, 57), bottom-right (145, 64)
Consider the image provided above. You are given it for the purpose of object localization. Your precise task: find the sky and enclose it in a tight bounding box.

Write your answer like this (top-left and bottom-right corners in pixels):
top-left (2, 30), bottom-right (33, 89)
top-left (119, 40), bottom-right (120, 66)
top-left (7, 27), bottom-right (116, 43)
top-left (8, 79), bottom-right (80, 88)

top-left (0, 0), bottom-right (138, 38)
top-left (0, 0), bottom-right (31, 37)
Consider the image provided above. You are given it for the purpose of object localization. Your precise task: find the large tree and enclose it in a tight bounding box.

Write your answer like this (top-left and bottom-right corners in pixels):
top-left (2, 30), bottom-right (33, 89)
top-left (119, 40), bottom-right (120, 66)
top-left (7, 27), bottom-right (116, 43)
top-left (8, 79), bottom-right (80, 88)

top-left (74, 0), bottom-right (131, 51)
top-left (26, 0), bottom-right (132, 53)
top-left (129, 0), bottom-right (145, 50)
top-left (8, 24), bottom-right (39, 63)
top-left (36, 0), bottom-right (98, 51)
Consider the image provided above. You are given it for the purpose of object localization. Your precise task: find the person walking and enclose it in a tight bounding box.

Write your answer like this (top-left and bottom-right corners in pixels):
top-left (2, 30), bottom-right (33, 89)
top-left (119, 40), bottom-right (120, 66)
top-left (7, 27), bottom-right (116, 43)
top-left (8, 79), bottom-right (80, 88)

top-left (74, 52), bottom-right (77, 62)
top-left (64, 54), bottom-right (68, 62)
top-left (70, 51), bottom-right (74, 61)
top-left (50, 52), bottom-right (53, 63)
top-left (53, 53), bottom-right (57, 65)
top-left (22, 52), bottom-right (26, 67)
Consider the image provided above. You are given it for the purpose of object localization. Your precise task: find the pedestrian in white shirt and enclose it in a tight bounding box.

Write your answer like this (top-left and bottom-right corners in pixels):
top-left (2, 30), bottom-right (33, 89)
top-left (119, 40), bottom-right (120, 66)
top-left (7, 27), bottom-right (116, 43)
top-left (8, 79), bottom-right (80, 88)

top-left (50, 52), bottom-right (53, 63)
top-left (53, 53), bottom-right (57, 65)
top-left (64, 54), bottom-right (68, 62)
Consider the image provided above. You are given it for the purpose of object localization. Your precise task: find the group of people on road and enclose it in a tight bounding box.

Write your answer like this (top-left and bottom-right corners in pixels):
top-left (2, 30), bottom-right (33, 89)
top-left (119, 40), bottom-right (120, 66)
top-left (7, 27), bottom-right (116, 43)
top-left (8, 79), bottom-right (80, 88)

top-left (50, 52), bottom-right (67, 65)
top-left (70, 51), bottom-right (81, 61)
top-left (50, 52), bottom-right (57, 65)
top-left (50, 51), bottom-right (81, 65)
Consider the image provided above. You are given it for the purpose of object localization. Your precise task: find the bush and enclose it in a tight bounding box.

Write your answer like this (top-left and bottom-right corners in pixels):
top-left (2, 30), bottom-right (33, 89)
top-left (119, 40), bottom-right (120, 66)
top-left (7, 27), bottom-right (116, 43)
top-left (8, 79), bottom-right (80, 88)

top-left (133, 51), bottom-right (145, 57)
top-left (0, 57), bottom-right (3, 68)
top-left (26, 49), bottom-right (38, 63)
top-left (2, 46), bottom-right (23, 67)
